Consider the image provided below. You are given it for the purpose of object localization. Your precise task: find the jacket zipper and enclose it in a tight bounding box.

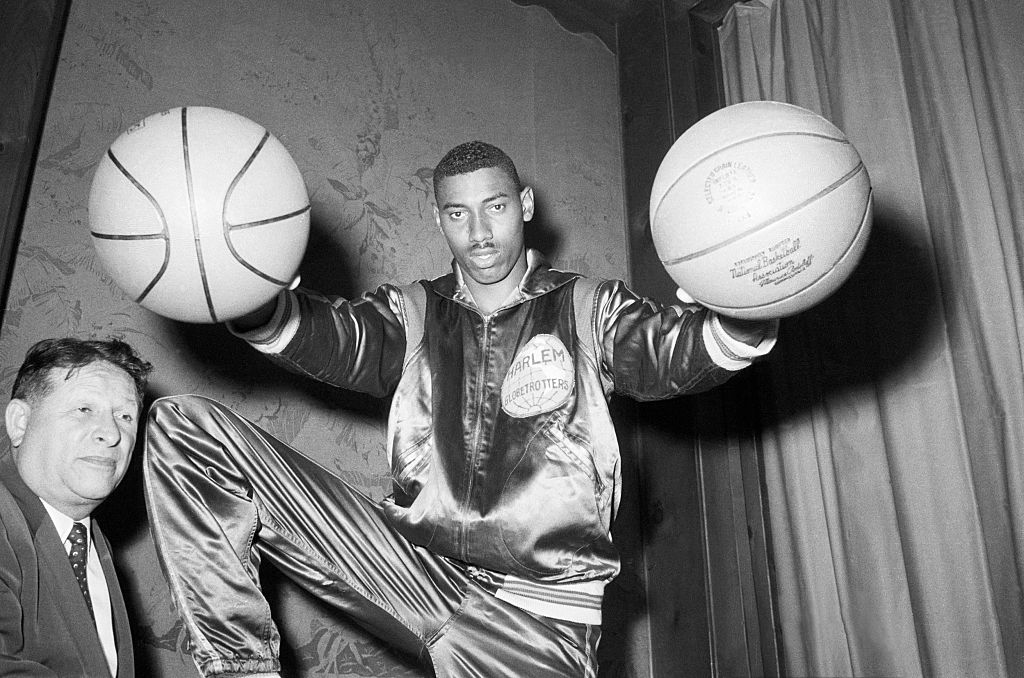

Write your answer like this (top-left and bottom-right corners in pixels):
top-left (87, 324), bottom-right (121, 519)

top-left (459, 311), bottom-right (491, 561)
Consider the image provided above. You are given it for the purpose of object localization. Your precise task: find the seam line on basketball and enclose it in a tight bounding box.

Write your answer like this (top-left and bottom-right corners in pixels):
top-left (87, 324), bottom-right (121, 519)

top-left (221, 131), bottom-right (293, 286)
top-left (181, 107), bottom-right (218, 322)
top-left (103, 149), bottom-right (171, 303)
top-left (661, 162), bottom-right (866, 266)
top-left (91, 232), bottom-right (165, 240)
top-left (652, 131), bottom-right (852, 219)
top-left (227, 204), bottom-right (311, 231)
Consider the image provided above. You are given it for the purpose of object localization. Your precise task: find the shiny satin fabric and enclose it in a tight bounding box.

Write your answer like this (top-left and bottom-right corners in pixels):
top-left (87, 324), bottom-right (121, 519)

top-left (143, 394), bottom-right (598, 677)
top-left (268, 263), bottom-right (728, 587)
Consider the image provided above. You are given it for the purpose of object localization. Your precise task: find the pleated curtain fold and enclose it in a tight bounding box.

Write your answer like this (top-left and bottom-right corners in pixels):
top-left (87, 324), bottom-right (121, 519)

top-left (717, 1), bottom-right (1024, 676)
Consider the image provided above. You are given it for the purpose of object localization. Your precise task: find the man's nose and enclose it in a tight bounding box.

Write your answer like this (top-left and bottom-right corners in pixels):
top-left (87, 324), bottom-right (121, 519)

top-left (94, 415), bottom-right (122, 446)
top-left (468, 214), bottom-right (492, 243)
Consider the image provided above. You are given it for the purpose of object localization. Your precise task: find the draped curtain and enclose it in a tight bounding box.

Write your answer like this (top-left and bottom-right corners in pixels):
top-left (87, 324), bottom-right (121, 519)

top-left (717, 1), bottom-right (1024, 676)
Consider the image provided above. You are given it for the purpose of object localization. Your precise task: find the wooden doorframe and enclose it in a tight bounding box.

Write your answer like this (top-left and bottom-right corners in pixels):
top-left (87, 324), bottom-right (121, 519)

top-left (615, 1), bottom-right (783, 675)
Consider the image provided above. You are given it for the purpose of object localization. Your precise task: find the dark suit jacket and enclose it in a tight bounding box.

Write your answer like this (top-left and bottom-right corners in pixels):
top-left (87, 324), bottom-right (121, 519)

top-left (0, 448), bottom-right (135, 677)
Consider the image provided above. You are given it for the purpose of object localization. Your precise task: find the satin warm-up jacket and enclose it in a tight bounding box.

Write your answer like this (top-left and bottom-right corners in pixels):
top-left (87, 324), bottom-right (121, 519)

top-left (240, 253), bottom-right (758, 622)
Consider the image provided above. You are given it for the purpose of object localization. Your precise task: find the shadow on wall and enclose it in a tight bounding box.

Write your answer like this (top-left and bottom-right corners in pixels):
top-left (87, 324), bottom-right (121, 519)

top-left (631, 195), bottom-right (940, 451)
top-left (591, 198), bottom-right (941, 676)
top-left (523, 186), bottom-right (565, 260)
top-left (754, 198), bottom-right (940, 423)
top-left (149, 211), bottom-right (393, 410)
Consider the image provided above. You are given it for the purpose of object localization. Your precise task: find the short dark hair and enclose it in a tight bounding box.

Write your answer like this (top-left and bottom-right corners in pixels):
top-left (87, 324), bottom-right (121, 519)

top-left (11, 337), bottom-right (153, 404)
top-left (433, 141), bottom-right (522, 197)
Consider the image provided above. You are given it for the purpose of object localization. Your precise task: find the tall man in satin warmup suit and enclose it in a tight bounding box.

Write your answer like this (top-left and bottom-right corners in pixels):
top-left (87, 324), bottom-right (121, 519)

top-left (144, 141), bottom-right (778, 676)
top-left (0, 337), bottom-right (152, 677)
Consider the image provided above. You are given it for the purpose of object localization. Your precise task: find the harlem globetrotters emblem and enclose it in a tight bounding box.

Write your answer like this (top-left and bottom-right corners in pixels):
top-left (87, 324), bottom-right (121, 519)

top-left (501, 334), bottom-right (575, 418)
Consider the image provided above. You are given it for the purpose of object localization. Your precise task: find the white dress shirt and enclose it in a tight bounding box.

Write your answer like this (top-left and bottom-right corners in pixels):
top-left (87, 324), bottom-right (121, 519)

top-left (40, 500), bottom-right (118, 676)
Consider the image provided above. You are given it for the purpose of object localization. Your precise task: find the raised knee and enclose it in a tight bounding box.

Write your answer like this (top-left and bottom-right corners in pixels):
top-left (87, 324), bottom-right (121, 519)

top-left (148, 393), bottom-right (220, 423)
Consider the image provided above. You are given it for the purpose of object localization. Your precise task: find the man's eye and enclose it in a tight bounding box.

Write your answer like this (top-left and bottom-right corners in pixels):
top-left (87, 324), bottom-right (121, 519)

top-left (490, 203), bottom-right (505, 212)
top-left (448, 210), bottom-right (464, 219)
top-left (78, 406), bottom-right (92, 413)
top-left (119, 413), bottom-right (134, 423)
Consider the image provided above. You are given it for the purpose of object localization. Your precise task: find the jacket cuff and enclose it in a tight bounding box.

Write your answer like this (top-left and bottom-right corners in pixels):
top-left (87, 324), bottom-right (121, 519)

top-left (226, 290), bottom-right (301, 354)
top-left (702, 313), bottom-right (778, 370)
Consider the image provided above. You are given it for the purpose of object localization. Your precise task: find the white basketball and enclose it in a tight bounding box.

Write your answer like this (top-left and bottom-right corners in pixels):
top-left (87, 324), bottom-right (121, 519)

top-left (650, 101), bottom-right (872, 319)
top-left (87, 106), bottom-right (310, 323)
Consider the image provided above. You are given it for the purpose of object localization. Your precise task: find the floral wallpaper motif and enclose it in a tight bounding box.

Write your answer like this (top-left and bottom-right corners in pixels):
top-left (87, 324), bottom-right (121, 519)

top-left (4, 0), bottom-right (627, 675)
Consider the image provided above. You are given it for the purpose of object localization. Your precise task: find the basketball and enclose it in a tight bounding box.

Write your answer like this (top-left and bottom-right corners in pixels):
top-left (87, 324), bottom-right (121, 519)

top-left (87, 106), bottom-right (310, 323)
top-left (649, 100), bottom-right (872, 320)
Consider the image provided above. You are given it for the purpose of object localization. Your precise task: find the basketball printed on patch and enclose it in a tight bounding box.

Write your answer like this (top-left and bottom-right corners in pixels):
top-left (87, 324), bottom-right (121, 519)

top-left (501, 334), bottom-right (574, 418)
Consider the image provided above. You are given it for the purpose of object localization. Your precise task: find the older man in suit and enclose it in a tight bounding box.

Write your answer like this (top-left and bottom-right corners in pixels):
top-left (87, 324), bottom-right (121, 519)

top-left (0, 337), bottom-right (152, 677)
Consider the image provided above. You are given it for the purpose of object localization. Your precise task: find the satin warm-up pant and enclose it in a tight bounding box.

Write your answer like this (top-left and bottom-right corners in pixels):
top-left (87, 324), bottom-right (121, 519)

top-left (143, 395), bottom-right (600, 677)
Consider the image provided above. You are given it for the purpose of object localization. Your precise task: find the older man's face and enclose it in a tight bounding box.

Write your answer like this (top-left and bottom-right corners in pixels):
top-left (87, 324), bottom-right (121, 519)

top-left (6, 361), bottom-right (140, 519)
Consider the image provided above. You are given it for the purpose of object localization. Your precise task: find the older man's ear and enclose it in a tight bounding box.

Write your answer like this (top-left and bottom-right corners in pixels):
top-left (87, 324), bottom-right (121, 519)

top-left (5, 399), bottom-right (29, 448)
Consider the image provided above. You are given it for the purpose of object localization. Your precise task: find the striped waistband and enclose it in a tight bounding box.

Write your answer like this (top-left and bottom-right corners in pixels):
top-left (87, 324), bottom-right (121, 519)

top-left (467, 566), bottom-right (605, 626)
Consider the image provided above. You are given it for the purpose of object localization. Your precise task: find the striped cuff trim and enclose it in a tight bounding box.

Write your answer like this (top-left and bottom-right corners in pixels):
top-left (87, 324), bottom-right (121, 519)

top-left (227, 291), bottom-right (301, 354)
top-left (469, 568), bottom-right (605, 625)
top-left (703, 313), bottom-right (778, 371)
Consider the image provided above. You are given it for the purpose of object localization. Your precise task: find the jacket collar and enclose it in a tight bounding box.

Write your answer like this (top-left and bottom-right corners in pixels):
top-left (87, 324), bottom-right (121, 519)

top-left (436, 249), bottom-right (578, 308)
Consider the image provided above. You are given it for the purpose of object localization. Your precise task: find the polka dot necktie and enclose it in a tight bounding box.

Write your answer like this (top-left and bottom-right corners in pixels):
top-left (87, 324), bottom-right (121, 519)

top-left (67, 522), bottom-right (94, 619)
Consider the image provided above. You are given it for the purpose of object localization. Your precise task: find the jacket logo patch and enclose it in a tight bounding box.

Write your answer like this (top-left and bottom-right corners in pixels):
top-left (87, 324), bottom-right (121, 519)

top-left (501, 333), bottom-right (574, 418)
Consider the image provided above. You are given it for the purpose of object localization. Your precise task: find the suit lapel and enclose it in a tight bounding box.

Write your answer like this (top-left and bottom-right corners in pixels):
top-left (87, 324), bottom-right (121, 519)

top-left (36, 518), bottom-right (114, 678)
top-left (94, 525), bottom-right (135, 677)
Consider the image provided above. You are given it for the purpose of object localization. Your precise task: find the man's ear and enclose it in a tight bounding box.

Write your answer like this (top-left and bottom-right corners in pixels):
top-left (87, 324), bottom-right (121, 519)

top-left (5, 399), bottom-right (30, 448)
top-left (433, 204), bottom-right (442, 232)
top-left (520, 186), bottom-right (535, 223)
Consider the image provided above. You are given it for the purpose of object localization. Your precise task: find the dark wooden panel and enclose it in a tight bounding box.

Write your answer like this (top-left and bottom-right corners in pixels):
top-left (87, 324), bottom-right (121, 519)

top-left (687, 3), bottom-right (783, 675)
top-left (690, 0), bottom-right (734, 114)
top-left (618, 0), bottom-right (681, 306)
top-left (614, 2), bottom-right (713, 676)
top-left (736, 376), bottom-right (783, 678)
top-left (614, 1), bottom-right (781, 676)
top-left (694, 371), bottom-right (782, 677)
top-left (0, 0), bottom-right (71, 329)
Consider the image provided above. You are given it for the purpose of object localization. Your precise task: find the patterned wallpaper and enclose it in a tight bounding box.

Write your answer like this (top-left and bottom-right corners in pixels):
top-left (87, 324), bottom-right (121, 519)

top-left (3, 0), bottom-right (627, 674)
